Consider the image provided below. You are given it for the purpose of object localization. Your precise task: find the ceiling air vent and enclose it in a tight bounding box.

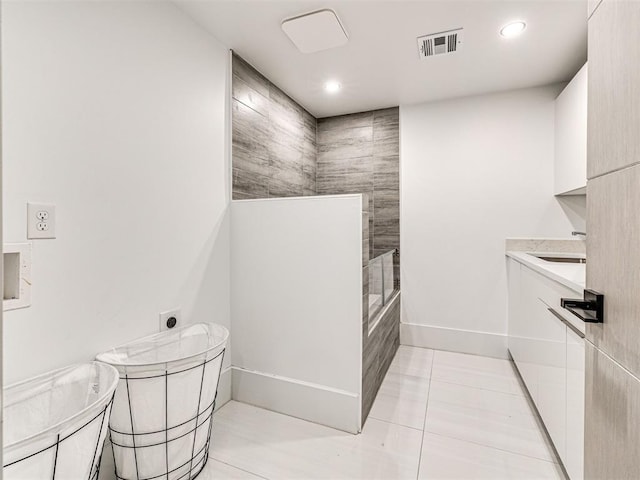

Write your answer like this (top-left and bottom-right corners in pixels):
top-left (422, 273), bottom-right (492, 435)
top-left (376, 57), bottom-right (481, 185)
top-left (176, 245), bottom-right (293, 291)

top-left (282, 9), bottom-right (348, 54)
top-left (417, 28), bottom-right (463, 59)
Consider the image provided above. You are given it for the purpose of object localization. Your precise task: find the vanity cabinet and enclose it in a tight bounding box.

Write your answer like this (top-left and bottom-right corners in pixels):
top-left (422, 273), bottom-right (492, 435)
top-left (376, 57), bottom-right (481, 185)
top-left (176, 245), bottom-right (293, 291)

top-left (566, 326), bottom-right (585, 480)
top-left (507, 258), bottom-right (585, 479)
top-left (554, 63), bottom-right (588, 195)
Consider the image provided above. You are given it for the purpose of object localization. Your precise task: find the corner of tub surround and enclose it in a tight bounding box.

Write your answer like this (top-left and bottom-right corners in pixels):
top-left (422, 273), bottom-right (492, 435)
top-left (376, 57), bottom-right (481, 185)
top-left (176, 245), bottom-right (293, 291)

top-left (505, 238), bottom-right (586, 254)
top-left (360, 192), bottom-right (369, 212)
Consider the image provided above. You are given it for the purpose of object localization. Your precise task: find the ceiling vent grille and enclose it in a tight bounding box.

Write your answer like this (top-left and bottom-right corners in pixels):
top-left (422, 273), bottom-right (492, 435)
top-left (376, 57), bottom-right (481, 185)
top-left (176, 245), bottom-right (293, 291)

top-left (417, 28), bottom-right (463, 59)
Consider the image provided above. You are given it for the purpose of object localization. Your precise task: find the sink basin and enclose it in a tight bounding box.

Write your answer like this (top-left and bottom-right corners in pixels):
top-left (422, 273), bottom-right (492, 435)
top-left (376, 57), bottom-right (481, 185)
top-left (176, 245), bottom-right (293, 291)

top-left (531, 254), bottom-right (586, 264)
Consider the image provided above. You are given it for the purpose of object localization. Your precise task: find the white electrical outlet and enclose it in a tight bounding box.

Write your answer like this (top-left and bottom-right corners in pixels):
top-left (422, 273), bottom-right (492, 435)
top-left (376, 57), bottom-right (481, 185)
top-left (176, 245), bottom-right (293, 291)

top-left (159, 308), bottom-right (181, 331)
top-left (27, 203), bottom-right (56, 239)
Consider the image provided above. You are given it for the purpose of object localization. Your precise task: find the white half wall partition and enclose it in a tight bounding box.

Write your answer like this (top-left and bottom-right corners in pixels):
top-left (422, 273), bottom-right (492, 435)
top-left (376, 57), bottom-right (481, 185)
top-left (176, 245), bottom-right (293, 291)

top-left (231, 195), bottom-right (363, 433)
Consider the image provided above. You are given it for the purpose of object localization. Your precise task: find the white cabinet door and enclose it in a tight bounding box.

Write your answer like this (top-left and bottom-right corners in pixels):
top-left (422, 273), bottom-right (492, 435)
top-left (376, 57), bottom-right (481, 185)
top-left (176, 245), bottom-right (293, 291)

top-left (514, 263), bottom-right (546, 403)
top-left (507, 257), bottom-right (521, 341)
top-left (507, 261), bottom-right (585, 477)
top-left (534, 301), bottom-right (568, 462)
top-left (566, 328), bottom-right (585, 480)
top-left (507, 259), bottom-right (524, 361)
top-left (508, 259), bottom-right (536, 395)
top-left (555, 63), bottom-right (588, 195)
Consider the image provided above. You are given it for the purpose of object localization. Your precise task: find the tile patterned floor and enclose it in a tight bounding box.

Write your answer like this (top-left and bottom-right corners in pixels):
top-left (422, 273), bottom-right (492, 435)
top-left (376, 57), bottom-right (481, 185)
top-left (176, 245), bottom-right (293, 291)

top-left (203, 347), bottom-right (566, 479)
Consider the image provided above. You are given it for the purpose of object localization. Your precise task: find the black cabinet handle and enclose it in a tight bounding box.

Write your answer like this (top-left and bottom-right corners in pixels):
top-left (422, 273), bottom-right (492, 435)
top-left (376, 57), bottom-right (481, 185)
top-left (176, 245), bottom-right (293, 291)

top-left (561, 289), bottom-right (604, 323)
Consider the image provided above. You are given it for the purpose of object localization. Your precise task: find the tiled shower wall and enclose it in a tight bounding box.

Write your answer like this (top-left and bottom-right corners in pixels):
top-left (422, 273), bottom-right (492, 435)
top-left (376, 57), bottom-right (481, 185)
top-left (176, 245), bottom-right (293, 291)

top-left (232, 54), bottom-right (316, 199)
top-left (317, 109), bottom-right (401, 288)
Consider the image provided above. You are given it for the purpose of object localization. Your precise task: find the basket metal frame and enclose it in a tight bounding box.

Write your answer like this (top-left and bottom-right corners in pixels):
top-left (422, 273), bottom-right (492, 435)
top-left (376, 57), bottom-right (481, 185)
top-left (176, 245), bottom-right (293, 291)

top-left (109, 348), bottom-right (225, 480)
top-left (3, 394), bottom-right (115, 480)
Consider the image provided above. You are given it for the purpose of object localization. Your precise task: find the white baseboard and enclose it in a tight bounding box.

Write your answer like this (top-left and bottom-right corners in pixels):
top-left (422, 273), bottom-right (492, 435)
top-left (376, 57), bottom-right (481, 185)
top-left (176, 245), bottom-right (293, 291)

top-left (214, 366), bottom-right (232, 412)
top-left (400, 322), bottom-right (509, 359)
top-left (231, 367), bottom-right (361, 434)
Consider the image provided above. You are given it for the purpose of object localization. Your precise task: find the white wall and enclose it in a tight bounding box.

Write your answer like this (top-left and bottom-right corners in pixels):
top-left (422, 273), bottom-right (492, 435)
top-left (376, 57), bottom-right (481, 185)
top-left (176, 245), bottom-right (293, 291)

top-left (2, 0), bottom-right (231, 389)
top-left (0, 2), bottom-right (3, 459)
top-left (400, 86), bottom-right (578, 358)
top-left (231, 195), bottom-right (362, 433)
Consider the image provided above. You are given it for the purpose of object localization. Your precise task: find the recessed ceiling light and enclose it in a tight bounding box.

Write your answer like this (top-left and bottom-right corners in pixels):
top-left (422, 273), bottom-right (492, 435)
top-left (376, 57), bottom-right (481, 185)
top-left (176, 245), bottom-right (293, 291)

top-left (324, 81), bottom-right (341, 93)
top-left (500, 21), bottom-right (526, 38)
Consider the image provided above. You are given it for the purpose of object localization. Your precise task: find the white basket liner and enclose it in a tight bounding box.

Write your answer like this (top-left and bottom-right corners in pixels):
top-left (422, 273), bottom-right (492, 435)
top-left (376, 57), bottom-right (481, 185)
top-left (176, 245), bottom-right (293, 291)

top-left (96, 323), bottom-right (228, 480)
top-left (3, 361), bottom-right (119, 479)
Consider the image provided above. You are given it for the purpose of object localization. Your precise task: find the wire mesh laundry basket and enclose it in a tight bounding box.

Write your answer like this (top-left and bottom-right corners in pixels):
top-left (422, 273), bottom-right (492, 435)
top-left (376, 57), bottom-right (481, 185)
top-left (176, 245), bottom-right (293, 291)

top-left (96, 323), bottom-right (229, 480)
top-left (3, 361), bottom-right (119, 479)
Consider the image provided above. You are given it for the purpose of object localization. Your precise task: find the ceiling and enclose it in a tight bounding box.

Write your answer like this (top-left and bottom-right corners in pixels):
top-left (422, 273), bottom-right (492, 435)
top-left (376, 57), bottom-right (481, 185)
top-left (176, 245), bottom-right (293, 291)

top-left (176, 1), bottom-right (587, 118)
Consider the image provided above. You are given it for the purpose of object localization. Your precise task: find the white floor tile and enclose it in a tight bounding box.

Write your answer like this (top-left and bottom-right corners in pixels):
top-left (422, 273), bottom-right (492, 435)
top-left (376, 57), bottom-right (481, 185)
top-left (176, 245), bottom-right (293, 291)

top-left (210, 401), bottom-right (422, 479)
top-left (204, 348), bottom-right (562, 479)
top-left (199, 458), bottom-right (266, 479)
top-left (388, 345), bottom-right (434, 378)
top-left (428, 380), bottom-right (535, 418)
top-left (418, 433), bottom-right (565, 479)
top-left (368, 371), bottom-right (430, 430)
top-left (434, 350), bottom-right (515, 374)
top-left (424, 400), bottom-right (557, 463)
top-left (431, 351), bottom-right (523, 396)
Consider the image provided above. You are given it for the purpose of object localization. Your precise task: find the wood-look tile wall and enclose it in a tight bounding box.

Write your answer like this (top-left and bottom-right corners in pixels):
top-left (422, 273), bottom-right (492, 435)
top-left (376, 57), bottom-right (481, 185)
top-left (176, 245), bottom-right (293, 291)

top-left (587, 0), bottom-right (640, 179)
top-left (232, 54), bottom-right (316, 199)
top-left (362, 293), bottom-right (400, 424)
top-left (317, 108), bottom-right (400, 287)
top-left (585, 1), bottom-right (640, 477)
top-left (585, 343), bottom-right (640, 479)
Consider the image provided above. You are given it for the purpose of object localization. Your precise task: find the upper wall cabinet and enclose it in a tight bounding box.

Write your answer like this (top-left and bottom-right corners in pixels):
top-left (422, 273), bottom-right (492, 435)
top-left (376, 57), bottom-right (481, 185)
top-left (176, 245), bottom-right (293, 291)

top-left (587, 0), bottom-right (640, 179)
top-left (554, 63), bottom-right (588, 195)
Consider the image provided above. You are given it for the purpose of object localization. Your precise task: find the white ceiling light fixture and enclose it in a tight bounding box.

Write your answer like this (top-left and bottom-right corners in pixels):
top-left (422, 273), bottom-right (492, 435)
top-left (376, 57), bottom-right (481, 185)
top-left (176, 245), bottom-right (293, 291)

top-left (500, 21), bottom-right (527, 38)
top-left (324, 81), bottom-right (341, 93)
top-left (282, 9), bottom-right (348, 54)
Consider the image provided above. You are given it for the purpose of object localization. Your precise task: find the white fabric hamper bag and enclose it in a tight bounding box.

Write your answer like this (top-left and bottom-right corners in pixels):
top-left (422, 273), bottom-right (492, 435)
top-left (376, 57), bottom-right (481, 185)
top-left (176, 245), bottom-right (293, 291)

top-left (96, 323), bottom-right (228, 480)
top-left (3, 362), bottom-right (119, 479)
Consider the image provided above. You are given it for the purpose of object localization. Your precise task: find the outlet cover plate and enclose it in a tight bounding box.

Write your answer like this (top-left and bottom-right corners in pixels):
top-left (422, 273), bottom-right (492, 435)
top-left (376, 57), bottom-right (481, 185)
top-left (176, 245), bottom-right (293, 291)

top-left (27, 203), bottom-right (56, 239)
top-left (159, 308), bottom-right (181, 332)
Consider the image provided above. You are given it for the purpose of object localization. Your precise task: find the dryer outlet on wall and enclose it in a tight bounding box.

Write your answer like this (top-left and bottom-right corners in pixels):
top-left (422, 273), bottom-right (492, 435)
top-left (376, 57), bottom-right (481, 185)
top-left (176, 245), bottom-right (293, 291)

top-left (159, 308), bottom-right (181, 331)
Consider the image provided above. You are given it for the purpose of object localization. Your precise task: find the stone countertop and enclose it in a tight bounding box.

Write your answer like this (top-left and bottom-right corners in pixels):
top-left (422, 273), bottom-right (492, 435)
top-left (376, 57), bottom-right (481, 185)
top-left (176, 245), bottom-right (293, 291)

top-left (505, 237), bottom-right (585, 254)
top-left (506, 250), bottom-right (585, 294)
